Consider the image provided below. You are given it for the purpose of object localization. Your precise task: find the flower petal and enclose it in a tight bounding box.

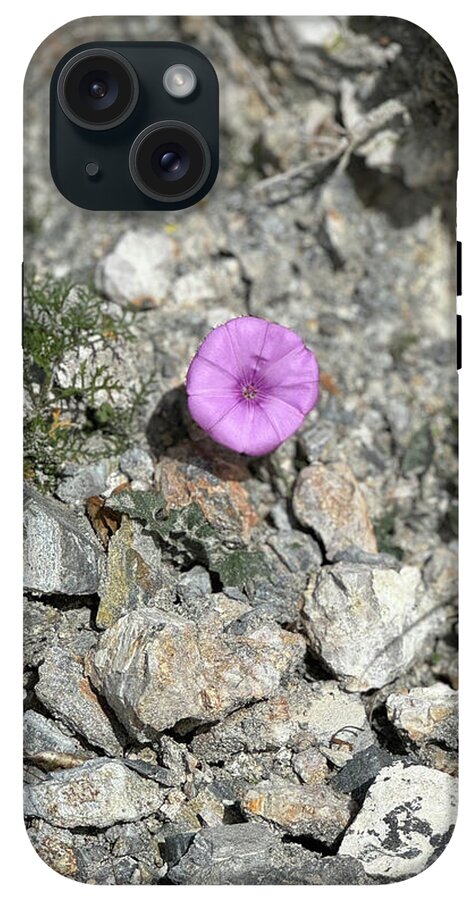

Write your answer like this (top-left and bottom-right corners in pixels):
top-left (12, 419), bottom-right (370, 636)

top-left (259, 395), bottom-right (305, 443)
top-left (186, 353), bottom-right (240, 395)
top-left (187, 393), bottom-right (241, 434)
top-left (261, 344), bottom-right (318, 388)
top-left (208, 400), bottom-right (288, 456)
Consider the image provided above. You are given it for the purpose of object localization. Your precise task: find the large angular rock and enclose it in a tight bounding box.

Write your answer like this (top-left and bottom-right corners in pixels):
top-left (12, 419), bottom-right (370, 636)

top-left (24, 759), bottom-right (167, 828)
top-left (293, 462), bottom-right (377, 558)
top-left (96, 516), bottom-right (177, 629)
top-left (242, 776), bottom-right (355, 844)
top-left (23, 710), bottom-right (94, 768)
top-left (338, 763), bottom-right (458, 880)
top-left (36, 646), bottom-right (123, 755)
top-left (86, 608), bottom-right (305, 741)
top-left (386, 684), bottom-right (458, 747)
top-left (191, 680), bottom-right (372, 763)
top-left (303, 561), bottom-right (442, 691)
top-left (24, 484), bottom-right (104, 595)
top-left (166, 822), bottom-right (370, 885)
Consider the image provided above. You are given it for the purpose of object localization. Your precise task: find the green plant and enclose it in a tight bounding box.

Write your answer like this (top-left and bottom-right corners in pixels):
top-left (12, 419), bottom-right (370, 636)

top-left (23, 274), bottom-right (155, 490)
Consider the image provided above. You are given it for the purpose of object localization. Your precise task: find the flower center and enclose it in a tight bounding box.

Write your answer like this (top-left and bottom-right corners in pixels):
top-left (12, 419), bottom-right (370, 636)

top-left (242, 383), bottom-right (258, 400)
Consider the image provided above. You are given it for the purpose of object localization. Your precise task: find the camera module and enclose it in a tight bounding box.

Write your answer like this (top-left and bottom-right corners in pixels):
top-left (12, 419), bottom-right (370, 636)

top-left (129, 121), bottom-right (211, 202)
top-left (57, 48), bottom-right (139, 130)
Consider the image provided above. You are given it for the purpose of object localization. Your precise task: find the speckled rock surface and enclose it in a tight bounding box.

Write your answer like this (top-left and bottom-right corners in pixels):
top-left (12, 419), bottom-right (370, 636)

top-left (35, 646), bottom-right (123, 755)
top-left (24, 760), bottom-right (168, 828)
top-left (386, 684), bottom-right (458, 746)
top-left (242, 776), bottom-right (355, 844)
top-left (293, 461), bottom-right (377, 558)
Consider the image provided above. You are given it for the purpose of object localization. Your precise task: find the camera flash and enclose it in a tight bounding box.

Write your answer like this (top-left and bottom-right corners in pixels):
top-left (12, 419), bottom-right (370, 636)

top-left (163, 64), bottom-right (197, 99)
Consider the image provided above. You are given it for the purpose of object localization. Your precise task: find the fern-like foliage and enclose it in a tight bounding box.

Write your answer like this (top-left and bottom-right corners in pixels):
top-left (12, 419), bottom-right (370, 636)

top-left (23, 274), bottom-right (155, 490)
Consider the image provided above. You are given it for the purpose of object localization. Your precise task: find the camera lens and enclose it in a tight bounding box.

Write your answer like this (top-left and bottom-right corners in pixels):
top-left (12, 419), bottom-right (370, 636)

top-left (89, 81), bottom-right (107, 99)
top-left (57, 48), bottom-right (139, 130)
top-left (160, 152), bottom-right (180, 172)
top-left (129, 121), bottom-right (211, 202)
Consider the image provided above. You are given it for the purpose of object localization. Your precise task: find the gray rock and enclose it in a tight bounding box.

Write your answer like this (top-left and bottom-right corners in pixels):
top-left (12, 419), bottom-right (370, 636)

top-left (56, 459), bottom-right (113, 505)
top-left (331, 744), bottom-right (396, 794)
top-left (177, 565), bottom-right (213, 601)
top-left (293, 462), bottom-right (377, 558)
top-left (423, 546), bottom-right (458, 604)
top-left (292, 748), bottom-right (330, 785)
top-left (191, 680), bottom-right (372, 763)
top-left (96, 230), bottom-right (175, 308)
top-left (166, 822), bottom-right (371, 885)
top-left (386, 684), bottom-right (458, 749)
top-left (242, 776), bottom-right (355, 844)
top-left (339, 763), bottom-right (458, 880)
top-left (160, 783), bottom-right (228, 832)
top-left (402, 424), bottom-right (435, 476)
top-left (36, 646), bottom-right (123, 755)
top-left (24, 484), bottom-right (104, 595)
top-left (23, 710), bottom-right (94, 767)
top-left (86, 608), bottom-right (305, 741)
top-left (303, 561), bottom-right (443, 691)
top-left (266, 530), bottom-right (323, 574)
top-left (28, 817), bottom-right (162, 884)
top-left (24, 759), bottom-right (167, 828)
top-left (23, 597), bottom-right (98, 667)
top-left (119, 446), bottom-right (155, 483)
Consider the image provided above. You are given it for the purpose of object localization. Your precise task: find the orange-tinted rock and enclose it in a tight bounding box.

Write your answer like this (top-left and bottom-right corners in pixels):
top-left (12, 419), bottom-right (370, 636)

top-left (293, 461), bottom-right (377, 557)
top-left (243, 776), bottom-right (355, 844)
top-left (156, 442), bottom-right (258, 545)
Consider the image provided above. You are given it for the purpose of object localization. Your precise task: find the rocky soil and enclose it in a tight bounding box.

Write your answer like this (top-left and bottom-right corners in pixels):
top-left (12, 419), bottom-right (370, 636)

top-left (23, 16), bottom-right (458, 884)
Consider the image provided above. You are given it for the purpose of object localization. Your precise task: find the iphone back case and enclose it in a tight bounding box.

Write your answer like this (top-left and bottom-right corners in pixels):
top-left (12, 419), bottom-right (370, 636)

top-left (23, 16), bottom-right (458, 885)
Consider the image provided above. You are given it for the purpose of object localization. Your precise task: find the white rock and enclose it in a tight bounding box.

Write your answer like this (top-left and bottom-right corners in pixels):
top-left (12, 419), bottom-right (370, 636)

top-left (96, 230), bottom-right (175, 307)
top-left (339, 763), bottom-right (457, 879)
top-left (303, 561), bottom-right (443, 691)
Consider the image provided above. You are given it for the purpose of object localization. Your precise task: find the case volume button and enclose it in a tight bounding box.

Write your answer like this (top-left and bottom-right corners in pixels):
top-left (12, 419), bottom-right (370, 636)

top-left (456, 243), bottom-right (462, 369)
top-left (457, 241), bottom-right (462, 296)
top-left (457, 315), bottom-right (462, 370)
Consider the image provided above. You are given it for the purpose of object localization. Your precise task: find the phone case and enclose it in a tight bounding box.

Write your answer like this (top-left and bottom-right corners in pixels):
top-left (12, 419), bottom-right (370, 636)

top-left (23, 15), bottom-right (458, 885)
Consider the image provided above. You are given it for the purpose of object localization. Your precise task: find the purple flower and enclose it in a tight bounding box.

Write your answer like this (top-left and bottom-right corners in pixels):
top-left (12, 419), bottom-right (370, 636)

top-left (186, 316), bottom-right (319, 456)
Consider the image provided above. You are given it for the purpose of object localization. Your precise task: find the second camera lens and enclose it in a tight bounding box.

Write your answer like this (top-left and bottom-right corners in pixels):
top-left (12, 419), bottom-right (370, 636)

top-left (129, 121), bottom-right (211, 203)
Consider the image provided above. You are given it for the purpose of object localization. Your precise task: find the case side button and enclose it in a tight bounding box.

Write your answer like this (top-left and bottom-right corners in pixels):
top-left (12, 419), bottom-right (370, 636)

top-left (457, 314), bottom-right (462, 370)
top-left (457, 241), bottom-right (462, 296)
